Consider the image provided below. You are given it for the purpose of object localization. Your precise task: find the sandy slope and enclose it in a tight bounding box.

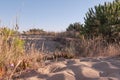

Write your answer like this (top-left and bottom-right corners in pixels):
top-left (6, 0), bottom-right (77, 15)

top-left (16, 57), bottom-right (120, 80)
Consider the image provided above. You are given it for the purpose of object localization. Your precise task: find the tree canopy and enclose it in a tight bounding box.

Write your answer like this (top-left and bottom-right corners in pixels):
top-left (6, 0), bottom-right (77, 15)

top-left (65, 0), bottom-right (120, 42)
top-left (83, 0), bottom-right (120, 41)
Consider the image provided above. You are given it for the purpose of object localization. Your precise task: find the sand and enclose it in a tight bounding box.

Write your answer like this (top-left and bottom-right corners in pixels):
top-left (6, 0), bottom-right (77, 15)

top-left (15, 57), bottom-right (120, 80)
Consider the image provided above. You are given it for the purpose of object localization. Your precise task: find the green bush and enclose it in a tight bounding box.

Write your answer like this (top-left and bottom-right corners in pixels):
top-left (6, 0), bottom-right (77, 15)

top-left (0, 27), bottom-right (24, 74)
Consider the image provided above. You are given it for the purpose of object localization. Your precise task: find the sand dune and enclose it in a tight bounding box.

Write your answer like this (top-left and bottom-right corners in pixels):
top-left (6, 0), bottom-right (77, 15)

top-left (16, 57), bottom-right (120, 80)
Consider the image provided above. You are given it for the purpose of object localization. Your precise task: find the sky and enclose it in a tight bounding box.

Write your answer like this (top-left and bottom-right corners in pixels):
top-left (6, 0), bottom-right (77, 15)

top-left (0, 0), bottom-right (114, 32)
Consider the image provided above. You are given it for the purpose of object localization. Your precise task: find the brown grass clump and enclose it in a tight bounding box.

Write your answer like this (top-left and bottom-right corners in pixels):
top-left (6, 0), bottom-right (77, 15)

top-left (0, 26), bottom-right (119, 79)
top-left (0, 27), bottom-right (44, 79)
top-left (0, 27), bottom-right (25, 79)
top-left (55, 36), bottom-right (120, 57)
top-left (74, 37), bottom-right (120, 57)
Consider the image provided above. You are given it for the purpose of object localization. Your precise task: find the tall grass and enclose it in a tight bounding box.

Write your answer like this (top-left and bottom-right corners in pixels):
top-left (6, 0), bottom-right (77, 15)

top-left (0, 27), bottom-right (42, 79)
top-left (74, 36), bottom-right (120, 57)
top-left (0, 27), bottom-right (46, 79)
top-left (0, 26), bottom-right (119, 79)
top-left (0, 27), bottom-right (25, 78)
top-left (53, 35), bottom-right (120, 58)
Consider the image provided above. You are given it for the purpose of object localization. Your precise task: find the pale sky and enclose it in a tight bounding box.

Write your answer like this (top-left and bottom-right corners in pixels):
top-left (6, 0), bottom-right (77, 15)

top-left (0, 0), bottom-right (114, 32)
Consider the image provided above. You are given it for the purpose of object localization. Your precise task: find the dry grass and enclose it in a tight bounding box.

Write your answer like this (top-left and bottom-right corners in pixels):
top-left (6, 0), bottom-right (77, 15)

top-left (74, 37), bottom-right (120, 57)
top-left (0, 27), bottom-right (44, 79)
top-left (41, 36), bottom-right (120, 60)
top-left (0, 27), bottom-right (119, 79)
top-left (54, 36), bottom-right (120, 57)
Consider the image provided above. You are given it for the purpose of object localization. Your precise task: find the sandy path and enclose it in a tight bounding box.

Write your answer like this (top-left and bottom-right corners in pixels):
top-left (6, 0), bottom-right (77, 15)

top-left (15, 57), bottom-right (120, 80)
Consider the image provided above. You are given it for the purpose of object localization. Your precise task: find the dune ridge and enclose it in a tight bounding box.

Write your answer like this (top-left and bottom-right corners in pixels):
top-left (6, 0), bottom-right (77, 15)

top-left (16, 57), bottom-right (120, 80)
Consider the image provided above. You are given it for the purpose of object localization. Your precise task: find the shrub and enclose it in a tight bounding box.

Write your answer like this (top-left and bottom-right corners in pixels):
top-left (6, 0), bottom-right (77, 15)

top-left (0, 27), bottom-right (24, 78)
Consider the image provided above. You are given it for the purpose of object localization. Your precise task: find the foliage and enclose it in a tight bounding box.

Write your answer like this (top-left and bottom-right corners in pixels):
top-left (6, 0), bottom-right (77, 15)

top-left (84, 0), bottom-right (120, 42)
top-left (23, 28), bottom-right (58, 37)
top-left (67, 22), bottom-right (83, 32)
top-left (66, 22), bottom-right (84, 38)
top-left (0, 27), bottom-right (25, 78)
top-left (23, 28), bottom-right (45, 35)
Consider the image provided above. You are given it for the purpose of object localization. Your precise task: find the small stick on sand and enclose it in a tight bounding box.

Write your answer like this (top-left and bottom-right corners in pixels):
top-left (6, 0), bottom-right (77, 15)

top-left (8, 60), bottom-right (22, 80)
